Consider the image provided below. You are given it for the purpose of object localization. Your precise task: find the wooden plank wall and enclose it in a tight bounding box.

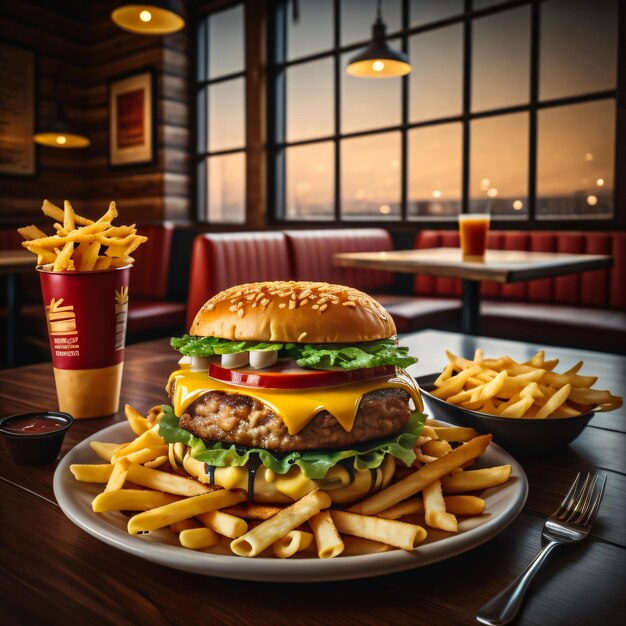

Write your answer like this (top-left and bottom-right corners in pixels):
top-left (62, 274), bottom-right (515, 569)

top-left (0, 0), bottom-right (192, 228)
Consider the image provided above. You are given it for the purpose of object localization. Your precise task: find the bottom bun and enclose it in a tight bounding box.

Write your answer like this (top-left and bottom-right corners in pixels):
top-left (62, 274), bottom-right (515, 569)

top-left (183, 450), bottom-right (396, 506)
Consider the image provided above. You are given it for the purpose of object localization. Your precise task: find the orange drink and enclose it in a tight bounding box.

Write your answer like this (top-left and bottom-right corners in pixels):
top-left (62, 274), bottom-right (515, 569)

top-left (458, 214), bottom-right (490, 258)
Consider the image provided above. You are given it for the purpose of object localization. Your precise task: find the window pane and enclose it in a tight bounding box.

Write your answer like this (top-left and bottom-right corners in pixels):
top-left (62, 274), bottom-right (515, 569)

top-left (287, 0), bottom-right (333, 60)
top-left (207, 79), bottom-right (245, 152)
top-left (471, 7), bottom-right (530, 112)
top-left (537, 100), bottom-right (615, 219)
top-left (287, 59), bottom-right (334, 142)
top-left (341, 133), bottom-right (401, 220)
top-left (208, 153), bottom-right (246, 223)
top-left (540, 0), bottom-right (617, 100)
top-left (285, 142), bottom-right (335, 220)
top-left (470, 113), bottom-right (529, 216)
top-left (409, 25), bottom-right (463, 122)
top-left (208, 5), bottom-right (244, 79)
top-left (341, 0), bottom-right (401, 45)
top-left (342, 41), bottom-right (402, 134)
top-left (408, 124), bottom-right (462, 218)
top-left (410, 0), bottom-right (463, 27)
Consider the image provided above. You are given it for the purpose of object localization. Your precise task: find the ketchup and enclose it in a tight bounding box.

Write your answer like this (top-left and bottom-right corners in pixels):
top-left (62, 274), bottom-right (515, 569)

top-left (4, 416), bottom-right (65, 434)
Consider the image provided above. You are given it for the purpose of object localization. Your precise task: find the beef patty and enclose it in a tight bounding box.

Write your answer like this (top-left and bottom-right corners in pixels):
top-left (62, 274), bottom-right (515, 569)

top-left (179, 388), bottom-right (411, 452)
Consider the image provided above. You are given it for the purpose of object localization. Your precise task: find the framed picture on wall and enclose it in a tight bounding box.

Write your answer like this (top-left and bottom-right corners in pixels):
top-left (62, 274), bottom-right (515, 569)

top-left (108, 69), bottom-right (156, 167)
top-left (0, 42), bottom-right (36, 177)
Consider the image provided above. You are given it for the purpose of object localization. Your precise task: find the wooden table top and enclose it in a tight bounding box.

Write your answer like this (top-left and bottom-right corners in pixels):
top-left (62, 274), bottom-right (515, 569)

top-left (334, 247), bottom-right (614, 283)
top-left (0, 249), bottom-right (35, 275)
top-left (1, 332), bottom-right (624, 625)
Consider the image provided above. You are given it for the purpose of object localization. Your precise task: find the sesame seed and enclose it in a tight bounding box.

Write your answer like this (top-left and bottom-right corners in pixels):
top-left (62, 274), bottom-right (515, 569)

top-left (229, 305), bottom-right (237, 312)
top-left (320, 303), bottom-right (328, 312)
top-left (289, 300), bottom-right (296, 309)
top-left (206, 303), bottom-right (215, 310)
top-left (342, 301), bottom-right (356, 307)
top-left (299, 289), bottom-right (311, 300)
top-left (312, 304), bottom-right (319, 310)
top-left (237, 302), bottom-right (243, 309)
top-left (298, 332), bottom-right (307, 342)
top-left (237, 308), bottom-right (244, 317)
top-left (300, 298), bottom-right (309, 306)
top-left (279, 303), bottom-right (286, 309)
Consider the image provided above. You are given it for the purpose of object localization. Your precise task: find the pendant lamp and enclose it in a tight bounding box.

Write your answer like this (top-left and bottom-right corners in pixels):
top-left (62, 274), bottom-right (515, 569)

top-left (33, 103), bottom-right (90, 149)
top-left (111, 1), bottom-right (185, 35)
top-left (346, 0), bottom-right (411, 78)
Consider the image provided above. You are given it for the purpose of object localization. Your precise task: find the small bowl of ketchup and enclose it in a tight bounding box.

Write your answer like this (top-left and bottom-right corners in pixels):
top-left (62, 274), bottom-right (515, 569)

top-left (0, 411), bottom-right (73, 465)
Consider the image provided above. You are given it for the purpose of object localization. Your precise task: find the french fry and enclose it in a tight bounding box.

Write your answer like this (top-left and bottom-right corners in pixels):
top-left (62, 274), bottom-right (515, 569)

top-left (179, 528), bottom-right (220, 550)
top-left (53, 242), bottom-right (74, 271)
top-left (127, 489), bottom-right (246, 535)
top-left (378, 495), bottom-right (486, 519)
top-left (308, 511), bottom-right (344, 559)
top-left (125, 404), bottom-right (152, 435)
top-left (125, 463), bottom-right (213, 496)
top-left (92, 488), bottom-right (181, 512)
top-left (104, 457), bottom-right (131, 492)
top-left (110, 426), bottom-right (165, 462)
top-left (196, 510), bottom-right (248, 538)
top-left (348, 435), bottom-right (492, 515)
top-left (331, 510), bottom-right (426, 551)
top-left (441, 466), bottom-right (511, 493)
top-left (535, 384), bottom-right (571, 418)
top-left (230, 490), bottom-right (331, 558)
top-left (70, 463), bottom-right (114, 483)
top-left (428, 425), bottom-right (478, 442)
top-left (423, 479), bottom-right (458, 532)
top-left (222, 503), bottom-right (283, 520)
top-left (273, 530), bottom-right (314, 558)
top-left (89, 440), bottom-right (124, 462)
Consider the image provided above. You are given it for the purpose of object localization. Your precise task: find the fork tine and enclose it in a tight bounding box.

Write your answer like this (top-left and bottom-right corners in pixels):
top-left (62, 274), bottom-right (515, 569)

top-left (561, 472), bottom-right (592, 521)
top-left (556, 472), bottom-right (581, 516)
top-left (581, 475), bottom-right (606, 527)
top-left (570, 474), bottom-right (598, 524)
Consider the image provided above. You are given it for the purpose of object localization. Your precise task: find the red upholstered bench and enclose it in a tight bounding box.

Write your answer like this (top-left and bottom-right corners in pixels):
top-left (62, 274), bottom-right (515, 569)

top-left (285, 228), bottom-right (462, 333)
top-left (414, 230), bottom-right (626, 354)
top-left (186, 232), bottom-right (294, 328)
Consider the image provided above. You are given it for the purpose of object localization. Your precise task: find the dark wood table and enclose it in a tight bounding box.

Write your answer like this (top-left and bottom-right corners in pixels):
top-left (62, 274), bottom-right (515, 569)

top-left (0, 249), bottom-right (36, 367)
top-left (334, 248), bottom-right (614, 335)
top-left (1, 332), bottom-right (624, 625)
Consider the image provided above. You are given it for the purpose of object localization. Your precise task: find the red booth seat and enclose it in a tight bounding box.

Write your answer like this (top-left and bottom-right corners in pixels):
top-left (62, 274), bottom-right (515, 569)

top-left (414, 230), bottom-right (626, 354)
top-left (186, 229), bottom-right (462, 334)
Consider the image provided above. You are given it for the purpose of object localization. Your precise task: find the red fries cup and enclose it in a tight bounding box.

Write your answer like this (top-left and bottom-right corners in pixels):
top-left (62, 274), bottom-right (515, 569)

top-left (38, 265), bottom-right (131, 419)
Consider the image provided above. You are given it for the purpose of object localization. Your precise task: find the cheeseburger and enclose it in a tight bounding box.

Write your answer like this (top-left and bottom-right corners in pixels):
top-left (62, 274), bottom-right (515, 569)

top-left (161, 281), bottom-right (425, 505)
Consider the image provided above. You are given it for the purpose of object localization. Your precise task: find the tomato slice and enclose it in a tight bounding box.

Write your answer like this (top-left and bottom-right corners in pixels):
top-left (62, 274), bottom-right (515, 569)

top-left (208, 360), bottom-right (396, 390)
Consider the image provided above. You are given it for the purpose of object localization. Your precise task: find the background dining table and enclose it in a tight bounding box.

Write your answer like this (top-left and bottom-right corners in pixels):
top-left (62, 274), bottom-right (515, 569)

top-left (1, 330), bottom-right (624, 626)
top-left (334, 248), bottom-right (614, 336)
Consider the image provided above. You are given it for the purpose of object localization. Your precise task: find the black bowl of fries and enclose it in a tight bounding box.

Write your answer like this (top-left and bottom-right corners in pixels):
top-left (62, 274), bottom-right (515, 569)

top-left (416, 373), bottom-right (596, 454)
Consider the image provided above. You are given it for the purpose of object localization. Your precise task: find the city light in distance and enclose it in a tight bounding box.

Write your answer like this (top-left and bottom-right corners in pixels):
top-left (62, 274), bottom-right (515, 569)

top-left (379, 204), bottom-right (391, 214)
top-left (586, 195), bottom-right (598, 206)
top-left (596, 178), bottom-right (605, 187)
top-left (432, 189), bottom-right (442, 198)
top-left (487, 187), bottom-right (498, 198)
top-left (56, 136), bottom-right (67, 145)
top-left (139, 10), bottom-right (152, 22)
top-left (372, 61), bottom-right (385, 72)
top-left (512, 200), bottom-right (523, 210)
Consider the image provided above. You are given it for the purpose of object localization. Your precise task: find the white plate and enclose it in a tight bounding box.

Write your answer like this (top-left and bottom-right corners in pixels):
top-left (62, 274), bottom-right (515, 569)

top-left (53, 421), bottom-right (528, 582)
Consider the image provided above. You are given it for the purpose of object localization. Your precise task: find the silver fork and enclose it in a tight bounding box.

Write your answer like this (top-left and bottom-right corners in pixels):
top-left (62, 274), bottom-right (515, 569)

top-left (477, 472), bottom-right (606, 626)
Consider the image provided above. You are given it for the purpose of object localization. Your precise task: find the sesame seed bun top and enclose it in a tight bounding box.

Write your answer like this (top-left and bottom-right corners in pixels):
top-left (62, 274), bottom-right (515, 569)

top-left (190, 281), bottom-right (397, 343)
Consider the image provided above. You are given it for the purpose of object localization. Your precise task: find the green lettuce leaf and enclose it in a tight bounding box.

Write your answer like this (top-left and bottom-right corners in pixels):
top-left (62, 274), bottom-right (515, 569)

top-left (158, 405), bottom-right (426, 480)
top-left (170, 335), bottom-right (418, 371)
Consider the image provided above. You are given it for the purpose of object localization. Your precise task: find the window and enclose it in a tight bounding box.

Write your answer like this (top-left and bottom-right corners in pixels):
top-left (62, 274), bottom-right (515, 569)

top-left (197, 4), bottom-right (246, 223)
top-left (270, 0), bottom-right (620, 224)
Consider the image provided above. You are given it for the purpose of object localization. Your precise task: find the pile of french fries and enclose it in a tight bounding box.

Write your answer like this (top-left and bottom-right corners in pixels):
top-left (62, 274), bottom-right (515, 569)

top-left (70, 404), bottom-right (513, 559)
top-left (18, 199), bottom-right (147, 271)
top-left (432, 349), bottom-right (622, 419)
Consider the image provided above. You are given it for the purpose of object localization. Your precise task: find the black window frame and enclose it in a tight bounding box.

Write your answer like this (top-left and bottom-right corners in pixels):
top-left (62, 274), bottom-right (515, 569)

top-left (196, 0), bottom-right (247, 224)
top-left (267, 0), bottom-right (625, 230)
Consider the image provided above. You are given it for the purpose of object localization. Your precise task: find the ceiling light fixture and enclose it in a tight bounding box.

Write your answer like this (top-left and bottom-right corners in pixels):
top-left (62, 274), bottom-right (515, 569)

top-left (33, 103), bottom-right (90, 149)
top-left (346, 0), bottom-right (411, 79)
top-left (111, 1), bottom-right (185, 35)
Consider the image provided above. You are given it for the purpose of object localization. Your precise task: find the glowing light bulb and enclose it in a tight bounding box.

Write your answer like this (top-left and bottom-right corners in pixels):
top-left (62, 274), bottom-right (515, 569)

top-left (56, 136), bottom-right (67, 145)
top-left (432, 190), bottom-right (442, 198)
top-left (372, 60), bottom-right (385, 72)
top-left (586, 195), bottom-right (598, 206)
top-left (512, 200), bottom-right (523, 210)
top-left (379, 204), bottom-right (391, 214)
top-left (487, 187), bottom-right (498, 198)
top-left (139, 10), bottom-right (152, 22)
top-left (596, 178), bottom-right (605, 187)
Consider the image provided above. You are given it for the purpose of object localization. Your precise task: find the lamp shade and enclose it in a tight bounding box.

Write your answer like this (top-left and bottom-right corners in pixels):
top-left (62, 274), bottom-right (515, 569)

top-left (33, 118), bottom-right (90, 149)
top-left (111, 1), bottom-right (185, 35)
top-left (346, 18), bottom-right (411, 78)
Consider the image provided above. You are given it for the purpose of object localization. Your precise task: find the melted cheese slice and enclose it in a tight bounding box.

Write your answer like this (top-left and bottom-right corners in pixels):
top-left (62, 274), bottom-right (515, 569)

top-left (168, 368), bottom-right (423, 435)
